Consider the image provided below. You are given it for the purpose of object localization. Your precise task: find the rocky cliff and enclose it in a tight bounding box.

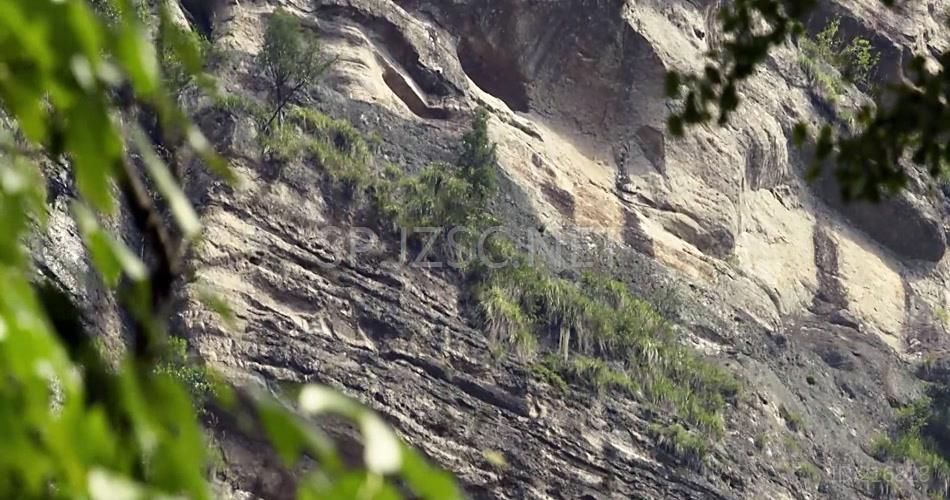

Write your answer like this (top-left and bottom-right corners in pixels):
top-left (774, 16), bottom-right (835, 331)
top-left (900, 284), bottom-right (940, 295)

top-left (38, 0), bottom-right (950, 498)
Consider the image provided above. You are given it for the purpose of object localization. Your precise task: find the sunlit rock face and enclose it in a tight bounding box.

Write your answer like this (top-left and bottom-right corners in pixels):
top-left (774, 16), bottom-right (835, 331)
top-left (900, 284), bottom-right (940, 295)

top-left (36, 0), bottom-right (949, 498)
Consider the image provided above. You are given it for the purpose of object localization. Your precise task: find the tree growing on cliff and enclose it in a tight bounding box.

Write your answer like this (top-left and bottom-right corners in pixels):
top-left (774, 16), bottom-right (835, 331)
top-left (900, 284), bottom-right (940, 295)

top-left (397, 108), bottom-right (500, 233)
top-left (667, 0), bottom-right (949, 202)
top-left (258, 8), bottom-right (334, 130)
top-left (457, 107), bottom-right (498, 203)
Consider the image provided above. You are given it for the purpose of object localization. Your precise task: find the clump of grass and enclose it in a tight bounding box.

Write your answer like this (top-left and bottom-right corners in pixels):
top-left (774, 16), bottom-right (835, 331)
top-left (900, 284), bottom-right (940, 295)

top-left (289, 108), bottom-right (371, 164)
top-left (368, 163), bottom-right (405, 221)
top-left (479, 285), bottom-right (536, 358)
top-left (554, 356), bottom-right (640, 396)
top-left (935, 306), bottom-right (950, 325)
top-left (249, 105), bottom-right (382, 200)
top-left (260, 121), bottom-right (306, 162)
top-left (862, 468), bottom-right (898, 499)
top-left (871, 387), bottom-right (950, 499)
top-left (473, 242), bottom-right (739, 438)
top-left (754, 432), bottom-right (769, 450)
top-left (650, 423), bottom-right (709, 471)
top-left (779, 404), bottom-right (806, 432)
top-left (529, 357), bottom-right (569, 393)
top-left (286, 108), bottom-right (376, 193)
top-left (210, 92), bottom-right (267, 122)
top-left (796, 462), bottom-right (821, 483)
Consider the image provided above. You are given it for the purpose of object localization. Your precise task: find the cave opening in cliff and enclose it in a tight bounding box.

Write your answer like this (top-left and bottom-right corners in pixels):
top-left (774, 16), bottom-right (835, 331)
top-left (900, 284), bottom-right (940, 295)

top-left (457, 37), bottom-right (530, 113)
top-left (179, 0), bottom-right (218, 38)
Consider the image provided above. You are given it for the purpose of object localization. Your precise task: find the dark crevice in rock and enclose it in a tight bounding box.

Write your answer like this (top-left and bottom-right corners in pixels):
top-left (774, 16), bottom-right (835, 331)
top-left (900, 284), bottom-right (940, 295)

top-left (635, 125), bottom-right (666, 175)
top-left (540, 181), bottom-right (576, 220)
top-left (812, 224), bottom-right (848, 314)
top-left (357, 312), bottom-right (404, 340)
top-left (381, 63), bottom-right (452, 119)
top-left (380, 350), bottom-right (530, 417)
top-left (622, 210), bottom-right (655, 257)
top-left (457, 37), bottom-right (530, 112)
top-left (179, 0), bottom-right (220, 38)
top-left (401, 0), bottom-right (665, 142)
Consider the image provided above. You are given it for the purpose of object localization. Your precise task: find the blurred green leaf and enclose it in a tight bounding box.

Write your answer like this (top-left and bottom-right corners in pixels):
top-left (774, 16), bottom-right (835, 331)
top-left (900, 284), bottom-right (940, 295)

top-left (401, 446), bottom-right (461, 500)
top-left (360, 413), bottom-right (402, 474)
top-left (67, 98), bottom-right (120, 213)
top-left (0, 3), bottom-right (461, 499)
top-left (73, 202), bottom-right (147, 287)
top-left (132, 127), bottom-right (201, 240)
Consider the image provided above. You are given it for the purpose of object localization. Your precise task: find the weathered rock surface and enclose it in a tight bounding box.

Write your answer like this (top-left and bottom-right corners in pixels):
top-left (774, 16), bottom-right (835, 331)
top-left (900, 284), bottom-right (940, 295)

top-left (36, 0), bottom-right (950, 498)
top-left (188, 0), bottom-right (950, 497)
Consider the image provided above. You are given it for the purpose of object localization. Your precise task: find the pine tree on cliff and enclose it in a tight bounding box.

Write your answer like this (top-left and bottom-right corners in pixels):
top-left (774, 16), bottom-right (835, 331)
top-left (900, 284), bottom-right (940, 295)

top-left (457, 108), bottom-right (498, 203)
top-left (258, 8), bottom-right (334, 130)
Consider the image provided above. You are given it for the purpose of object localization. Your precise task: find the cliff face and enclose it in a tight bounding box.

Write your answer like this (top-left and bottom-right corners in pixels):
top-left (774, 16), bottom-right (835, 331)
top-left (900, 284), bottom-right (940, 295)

top-left (37, 0), bottom-right (950, 498)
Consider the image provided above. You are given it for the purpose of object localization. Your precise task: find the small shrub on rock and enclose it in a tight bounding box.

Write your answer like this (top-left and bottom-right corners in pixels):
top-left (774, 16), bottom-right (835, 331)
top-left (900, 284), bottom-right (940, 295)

top-left (650, 423), bottom-right (709, 471)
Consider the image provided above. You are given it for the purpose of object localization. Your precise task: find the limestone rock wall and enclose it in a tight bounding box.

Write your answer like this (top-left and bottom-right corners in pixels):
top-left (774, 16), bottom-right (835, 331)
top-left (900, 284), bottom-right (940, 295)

top-left (42, 0), bottom-right (950, 498)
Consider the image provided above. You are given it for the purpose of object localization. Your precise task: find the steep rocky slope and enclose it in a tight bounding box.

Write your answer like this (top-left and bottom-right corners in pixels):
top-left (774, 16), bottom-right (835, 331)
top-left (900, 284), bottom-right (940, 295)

top-left (38, 0), bottom-right (950, 498)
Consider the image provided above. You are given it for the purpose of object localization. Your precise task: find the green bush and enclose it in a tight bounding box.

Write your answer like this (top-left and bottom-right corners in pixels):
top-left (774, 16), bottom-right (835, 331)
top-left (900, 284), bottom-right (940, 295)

top-left (396, 164), bottom-right (479, 230)
top-left (799, 17), bottom-right (880, 103)
top-left (155, 337), bottom-right (217, 405)
top-left (457, 107), bottom-right (498, 202)
top-left (650, 423), bottom-right (709, 471)
top-left (369, 162), bottom-right (405, 220)
top-left (871, 387), bottom-right (950, 499)
top-left (364, 108), bottom-right (501, 259)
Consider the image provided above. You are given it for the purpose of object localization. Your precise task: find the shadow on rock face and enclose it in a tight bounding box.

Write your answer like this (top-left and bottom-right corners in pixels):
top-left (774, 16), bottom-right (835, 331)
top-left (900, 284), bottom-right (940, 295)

top-left (179, 0), bottom-right (223, 38)
top-left (809, 166), bottom-right (946, 262)
top-left (458, 36), bottom-right (530, 113)
top-left (436, 0), bottom-right (668, 147)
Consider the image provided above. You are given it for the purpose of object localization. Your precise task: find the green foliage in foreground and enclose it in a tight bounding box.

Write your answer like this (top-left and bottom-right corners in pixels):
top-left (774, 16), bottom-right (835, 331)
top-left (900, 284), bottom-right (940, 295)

top-left (0, 1), bottom-right (459, 499)
top-left (871, 387), bottom-right (950, 499)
